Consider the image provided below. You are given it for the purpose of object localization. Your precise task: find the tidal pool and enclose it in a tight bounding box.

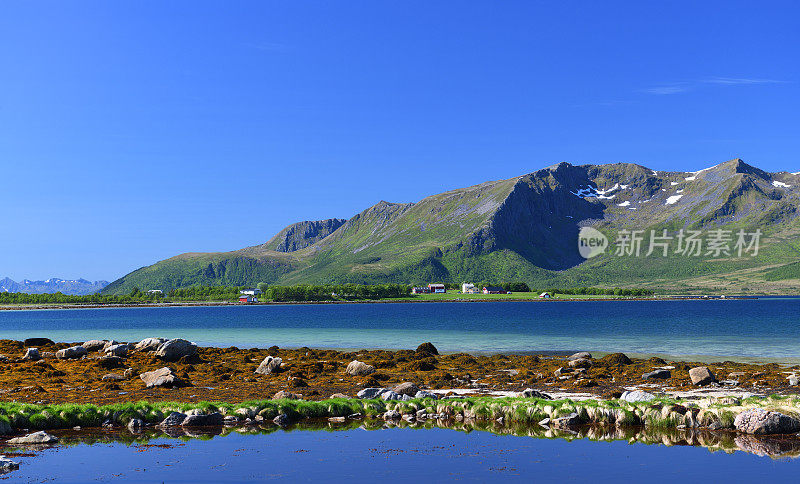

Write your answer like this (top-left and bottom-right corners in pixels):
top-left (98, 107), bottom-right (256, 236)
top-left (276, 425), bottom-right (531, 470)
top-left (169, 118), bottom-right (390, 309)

top-left (3, 421), bottom-right (800, 482)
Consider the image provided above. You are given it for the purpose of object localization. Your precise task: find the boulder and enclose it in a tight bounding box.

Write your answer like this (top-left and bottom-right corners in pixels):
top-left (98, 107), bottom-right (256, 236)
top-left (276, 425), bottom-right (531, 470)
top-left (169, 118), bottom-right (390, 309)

top-left (392, 382), bottom-right (420, 397)
top-left (21, 348), bottom-right (40, 362)
top-left (734, 409), bottom-right (800, 435)
top-left (689, 367), bottom-right (717, 386)
top-left (134, 337), bottom-right (166, 352)
top-left (642, 369), bottom-right (672, 380)
top-left (0, 456), bottom-right (19, 472)
top-left (379, 390), bottom-right (405, 401)
top-left (127, 418), bottom-right (144, 432)
top-left (414, 390), bottom-right (438, 399)
top-left (182, 412), bottom-right (224, 427)
top-left (621, 390), bottom-right (656, 402)
top-left (56, 345), bottom-right (87, 360)
top-left (254, 356), bottom-right (282, 375)
top-left (82, 340), bottom-right (109, 352)
top-left (599, 353), bottom-right (632, 366)
top-left (415, 342), bottom-right (439, 355)
top-left (383, 410), bottom-right (401, 420)
top-left (139, 367), bottom-right (182, 388)
top-left (568, 352), bottom-right (592, 361)
top-left (160, 412), bottom-right (187, 427)
top-left (103, 344), bottom-right (130, 358)
top-left (155, 339), bottom-right (197, 361)
top-left (8, 431), bottom-right (59, 444)
top-left (273, 390), bottom-right (302, 400)
top-left (329, 393), bottom-right (350, 399)
top-left (519, 388), bottom-right (553, 399)
top-left (357, 388), bottom-right (386, 399)
top-left (568, 358), bottom-right (592, 369)
top-left (23, 338), bottom-right (54, 347)
top-left (273, 414), bottom-right (291, 427)
top-left (346, 360), bottom-right (375, 376)
top-left (551, 412), bottom-right (582, 429)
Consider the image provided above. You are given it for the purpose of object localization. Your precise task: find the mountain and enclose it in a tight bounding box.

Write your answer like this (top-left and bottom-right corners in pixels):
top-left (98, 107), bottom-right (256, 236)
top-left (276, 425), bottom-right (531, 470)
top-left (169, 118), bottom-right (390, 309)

top-left (102, 159), bottom-right (800, 295)
top-left (0, 277), bottom-right (109, 295)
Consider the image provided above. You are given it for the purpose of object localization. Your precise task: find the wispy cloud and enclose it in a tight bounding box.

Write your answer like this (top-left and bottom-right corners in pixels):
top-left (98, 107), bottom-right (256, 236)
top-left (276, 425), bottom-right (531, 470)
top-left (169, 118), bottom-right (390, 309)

top-left (643, 85), bottom-right (691, 95)
top-left (703, 77), bottom-right (786, 85)
top-left (642, 77), bottom-right (789, 95)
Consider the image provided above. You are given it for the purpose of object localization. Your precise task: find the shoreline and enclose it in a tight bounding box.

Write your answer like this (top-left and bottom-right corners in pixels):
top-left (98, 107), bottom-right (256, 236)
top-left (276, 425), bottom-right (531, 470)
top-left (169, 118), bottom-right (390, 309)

top-left (0, 294), bottom-right (769, 311)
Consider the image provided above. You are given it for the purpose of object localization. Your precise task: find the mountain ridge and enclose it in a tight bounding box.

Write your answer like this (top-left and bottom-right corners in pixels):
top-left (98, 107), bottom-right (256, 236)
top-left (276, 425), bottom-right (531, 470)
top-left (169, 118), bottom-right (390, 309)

top-left (1, 277), bottom-right (109, 295)
top-left (102, 159), bottom-right (800, 295)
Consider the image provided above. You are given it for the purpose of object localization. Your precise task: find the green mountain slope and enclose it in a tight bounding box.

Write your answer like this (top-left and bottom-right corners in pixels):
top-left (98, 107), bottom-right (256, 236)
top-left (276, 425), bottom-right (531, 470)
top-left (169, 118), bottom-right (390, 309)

top-left (103, 159), bottom-right (800, 295)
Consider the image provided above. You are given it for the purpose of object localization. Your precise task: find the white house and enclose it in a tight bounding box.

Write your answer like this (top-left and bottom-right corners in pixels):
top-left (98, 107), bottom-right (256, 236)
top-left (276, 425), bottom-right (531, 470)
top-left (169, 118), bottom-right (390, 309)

top-left (539, 292), bottom-right (552, 299)
top-left (461, 283), bottom-right (479, 294)
top-left (147, 289), bottom-right (163, 295)
top-left (240, 288), bottom-right (262, 296)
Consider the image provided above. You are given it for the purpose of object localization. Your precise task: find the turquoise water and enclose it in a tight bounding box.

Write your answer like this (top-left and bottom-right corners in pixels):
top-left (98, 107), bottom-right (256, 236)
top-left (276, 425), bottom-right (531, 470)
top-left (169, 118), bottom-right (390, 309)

top-left (1, 299), bottom-right (799, 359)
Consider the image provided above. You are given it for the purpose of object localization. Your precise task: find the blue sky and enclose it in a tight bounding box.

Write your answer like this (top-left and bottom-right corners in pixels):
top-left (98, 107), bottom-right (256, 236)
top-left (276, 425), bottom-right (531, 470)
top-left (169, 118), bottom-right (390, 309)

top-left (1, 1), bottom-right (798, 281)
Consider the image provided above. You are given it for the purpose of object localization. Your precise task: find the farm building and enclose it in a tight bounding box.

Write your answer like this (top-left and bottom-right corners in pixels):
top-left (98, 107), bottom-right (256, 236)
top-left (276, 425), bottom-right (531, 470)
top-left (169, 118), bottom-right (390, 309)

top-left (238, 295), bottom-right (258, 303)
top-left (411, 287), bottom-right (431, 294)
top-left (483, 286), bottom-right (507, 294)
top-left (539, 292), bottom-right (552, 299)
top-left (240, 288), bottom-right (261, 296)
top-left (428, 284), bottom-right (446, 294)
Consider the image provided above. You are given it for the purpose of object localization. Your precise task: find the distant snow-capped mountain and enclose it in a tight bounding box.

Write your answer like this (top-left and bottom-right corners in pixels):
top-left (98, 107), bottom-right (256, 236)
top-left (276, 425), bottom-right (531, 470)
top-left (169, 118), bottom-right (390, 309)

top-left (0, 277), bottom-right (109, 295)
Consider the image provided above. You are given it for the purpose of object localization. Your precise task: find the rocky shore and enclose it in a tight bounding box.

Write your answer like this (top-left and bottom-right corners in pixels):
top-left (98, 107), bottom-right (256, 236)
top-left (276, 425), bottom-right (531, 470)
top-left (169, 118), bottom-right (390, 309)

top-left (1, 338), bottom-right (800, 441)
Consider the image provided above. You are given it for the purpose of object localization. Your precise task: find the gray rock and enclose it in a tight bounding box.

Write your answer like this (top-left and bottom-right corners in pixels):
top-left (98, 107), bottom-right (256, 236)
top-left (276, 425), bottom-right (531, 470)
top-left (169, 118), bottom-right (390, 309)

top-left (0, 456), bottom-right (19, 472)
top-left (273, 414), bottom-right (290, 427)
top-left (134, 337), bottom-right (166, 352)
top-left (539, 417), bottom-right (551, 426)
top-left (346, 360), bottom-right (375, 376)
top-left (689, 366), bottom-right (717, 386)
top-left (519, 388), bottom-right (553, 399)
top-left (788, 375), bottom-right (799, 386)
top-left (254, 356), bottom-right (282, 375)
top-left (56, 345), bottom-right (87, 360)
top-left (139, 367), bottom-right (182, 388)
top-left (357, 388), bottom-right (386, 399)
top-left (383, 410), bottom-right (401, 420)
top-left (8, 431), bottom-right (59, 444)
top-left (82, 340), bottom-right (110, 352)
top-left (414, 390), bottom-right (438, 400)
top-left (642, 369), bottom-right (672, 380)
top-left (182, 412), bottom-right (224, 427)
top-left (21, 348), bottom-right (40, 361)
top-left (568, 358), bottom-right (592, 369)
top-left (155, 339), bottom-right (197, 361)
top-left (554, 367), bottom-right (573, 377)
top-left (104, 344), bottom-right (130, 358)
top-left (551, 412), bottom-right (581, 429)
top-left (160, 412), bottom-right (188, 427)
top-left (568, 352), bottom-right (592, 361)
top-left (734, 409), bottom-right (800, 435)
top-left (416, 409), bottom-right (428, 420)
top-left (329, 393), bottom-right (349, 399)
top-left (379, 390), bottom-right (403, 401)
top-left (621, 390), bottom-right (656, 402)
top-left (392, 382), bottom-right (420, 397)
top-left (127, 418), bottom-right (144, 432)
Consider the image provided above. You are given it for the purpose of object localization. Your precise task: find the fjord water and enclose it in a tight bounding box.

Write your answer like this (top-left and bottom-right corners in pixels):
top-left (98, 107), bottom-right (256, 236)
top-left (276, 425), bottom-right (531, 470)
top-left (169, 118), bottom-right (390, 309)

top-left (2, 298), bottom-right (799, 360)
top-left (10, 426), bottom-right (800, 482)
